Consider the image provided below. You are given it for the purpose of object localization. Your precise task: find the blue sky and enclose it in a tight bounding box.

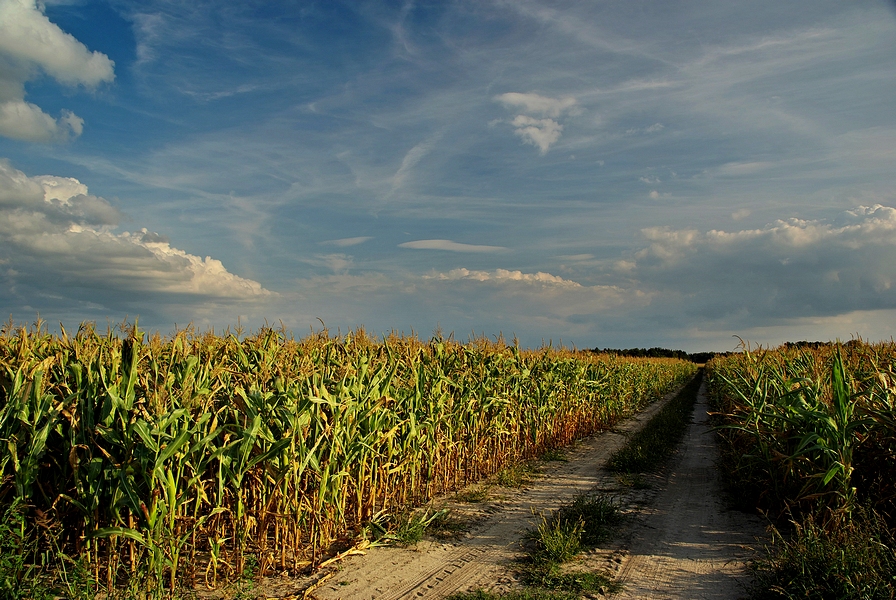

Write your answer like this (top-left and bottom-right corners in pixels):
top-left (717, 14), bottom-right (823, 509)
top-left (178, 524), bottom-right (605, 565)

top-left (1, 0), bottom-right (895, 351)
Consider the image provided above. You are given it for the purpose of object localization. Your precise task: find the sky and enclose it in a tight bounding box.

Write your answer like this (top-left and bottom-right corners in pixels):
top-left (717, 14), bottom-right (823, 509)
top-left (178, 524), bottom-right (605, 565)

top-left (1, 0), bottom-right (896, 352)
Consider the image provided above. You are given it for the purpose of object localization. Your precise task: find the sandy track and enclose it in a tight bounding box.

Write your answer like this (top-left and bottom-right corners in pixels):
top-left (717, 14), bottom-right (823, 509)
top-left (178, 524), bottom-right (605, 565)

top-left (612, 381), bottom-right (765, 599)
top-left (274, 377), bottom-right (764, 600)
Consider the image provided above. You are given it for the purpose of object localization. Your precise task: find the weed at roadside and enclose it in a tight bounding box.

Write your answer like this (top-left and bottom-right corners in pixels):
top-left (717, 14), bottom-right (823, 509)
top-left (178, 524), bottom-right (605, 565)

top-left (529, 514), bottom-right (583, 564)
top-left (526, 494), bottom-right (623, 561)
top-left (512, 493), bottom-right (623, 597)
top-left (364, 509), bottom-right (451, 547)
top-left (425, 510), bottom-right (470, 540)
top-left (455, 485), bottom-right (491, 503)
top-left (749, 507), bottom-right (896, 600)
top-left (540, 448), bottom-right (569, 462)
top-left (615, 473), bottom-right (650, 490)
top-left (495, 462), bottom-right (541, 488)
top-left (0, 499), bottom-right (49, 600)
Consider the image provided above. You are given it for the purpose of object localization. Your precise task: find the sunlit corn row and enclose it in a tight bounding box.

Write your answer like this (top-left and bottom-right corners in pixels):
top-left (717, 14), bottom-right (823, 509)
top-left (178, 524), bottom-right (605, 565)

top-left (706, 340), bottom-right (896, 524)
top-left (0, 321), bottom-right (695, 591)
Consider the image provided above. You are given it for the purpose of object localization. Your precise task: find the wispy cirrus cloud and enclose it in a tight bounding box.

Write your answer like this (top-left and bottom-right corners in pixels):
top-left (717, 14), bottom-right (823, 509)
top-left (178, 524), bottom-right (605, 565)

top-left (303, 253), bottom-right (354, 274)
top-left (391, 132), bottom-right (443, 191)
top-left (2, 0), bottom-right (895, 352)
top-left (320, 236), bottom-right (373, 247)
top-left (625, 123), bottom-right (664, 135)
top-left (495, 92), bottom-right (578, 118)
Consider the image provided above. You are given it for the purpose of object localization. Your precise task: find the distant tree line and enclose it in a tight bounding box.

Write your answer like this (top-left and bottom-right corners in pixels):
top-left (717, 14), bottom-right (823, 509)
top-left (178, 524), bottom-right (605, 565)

top-left (590, 340), bottom-right (868, 364)
top-left (590, 347), bottom-right (720, 364)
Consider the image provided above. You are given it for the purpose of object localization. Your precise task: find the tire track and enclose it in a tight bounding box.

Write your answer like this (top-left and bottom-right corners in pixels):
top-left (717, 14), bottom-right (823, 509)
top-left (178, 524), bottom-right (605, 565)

top-left (613, 380), bottom-right (764, 600)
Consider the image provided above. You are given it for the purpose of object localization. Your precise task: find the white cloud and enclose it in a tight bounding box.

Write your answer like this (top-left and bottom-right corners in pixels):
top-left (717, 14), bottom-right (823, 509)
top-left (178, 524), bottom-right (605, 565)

top-left (626, 123), bottom-right (665, 135)
top-left (320, 236), bottom-right (373, 247)
top-left (392, 133), bottom-right (442, 190)
top-left (0, 161), bottom-right (270, 303)
top-left (130, 11), bottom-right (163, 64)
top-left (0, 0), bottom-right (114, 141)
top-left (304, 253), bottom-right (354, 274)
top-left (494, 92), bottom-right (577, 154)
top-left (627, 205), bottom-right (896, 321)
top-left (649, 190), bottom-right (660, 200)
top-left (510, 115), bottom-right (563, 155)
top-left (715, 161), bottom-right (775, 176)
top-left (399, 239), bottom-right (507, 253)
top-left (556, 254), bottom-right (594, 261)
top-left (0, 101), bottom-right (84, 143)
top-left (495, 92), bottom-right (577, 118)
top-left (429, 267), bottom-right (582, 288)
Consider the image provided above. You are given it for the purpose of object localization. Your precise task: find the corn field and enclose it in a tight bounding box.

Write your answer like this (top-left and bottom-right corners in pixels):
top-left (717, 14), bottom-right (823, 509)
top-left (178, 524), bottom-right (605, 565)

top-left (706, 340), bottom-right (896, 524)
top-left (0, 321), bottom-right (695, 594)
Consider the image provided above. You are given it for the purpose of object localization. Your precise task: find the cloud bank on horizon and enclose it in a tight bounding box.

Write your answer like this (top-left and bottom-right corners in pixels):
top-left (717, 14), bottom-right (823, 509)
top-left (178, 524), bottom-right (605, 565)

top-left (0, 0), bottom-right (894, 351)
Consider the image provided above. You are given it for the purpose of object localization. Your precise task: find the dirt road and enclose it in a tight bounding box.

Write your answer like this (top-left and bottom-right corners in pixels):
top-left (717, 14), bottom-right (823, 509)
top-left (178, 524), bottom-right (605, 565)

top-left (612, 381), bottom-right (765, 599)
top-left (278, 378), bottom-right (764, 599)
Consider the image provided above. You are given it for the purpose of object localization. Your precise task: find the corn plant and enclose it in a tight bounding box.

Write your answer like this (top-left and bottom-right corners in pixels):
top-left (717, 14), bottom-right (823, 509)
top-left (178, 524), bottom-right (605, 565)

top-left (707, 341), bottom-right (895, 522)
top-left (0, 320), bottom-right (696, 594)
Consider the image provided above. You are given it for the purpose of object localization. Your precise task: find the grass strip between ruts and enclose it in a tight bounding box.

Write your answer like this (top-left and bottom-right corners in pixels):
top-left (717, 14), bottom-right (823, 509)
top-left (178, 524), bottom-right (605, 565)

top-left (606, 369), bottom-right (704, 474)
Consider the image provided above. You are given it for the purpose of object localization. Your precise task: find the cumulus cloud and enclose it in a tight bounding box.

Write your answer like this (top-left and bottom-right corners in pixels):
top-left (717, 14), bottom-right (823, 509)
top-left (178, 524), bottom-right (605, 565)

top-left (398, 239), bottom-right (507, 253)
top-left (510, 115), bottom-right (563, 154)
top-left (626, 205), bottom-right (896, 322)
top-left (0, 161), bottom-right (270, 308)
top-left (494, 92), bottom-right (578, 154)
top-left (428, 268), bottom-right (582, 288)
top-left (0, 0), bottom-right (114, 141)
top-left (411, 267), bottom-right (646, 337)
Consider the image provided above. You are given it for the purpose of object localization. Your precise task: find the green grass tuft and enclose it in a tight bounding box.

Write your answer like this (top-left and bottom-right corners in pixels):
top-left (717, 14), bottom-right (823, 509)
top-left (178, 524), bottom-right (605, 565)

top-left (523, 562), bottom-right (621, 595)
top-left (495, 462), bottom-right (541, 488)
top-left (531, 515), bottom-right (583, 564)
top-left (446, 589), bottom-right (580, 600)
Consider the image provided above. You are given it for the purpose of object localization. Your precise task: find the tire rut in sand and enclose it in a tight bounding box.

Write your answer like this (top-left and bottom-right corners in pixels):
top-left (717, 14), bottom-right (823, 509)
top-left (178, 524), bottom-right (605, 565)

top-left (612, 380), bottom-right (765, 600)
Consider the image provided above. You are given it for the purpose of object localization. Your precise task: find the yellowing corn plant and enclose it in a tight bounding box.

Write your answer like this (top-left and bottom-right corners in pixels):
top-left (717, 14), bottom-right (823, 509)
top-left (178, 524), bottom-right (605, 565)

top-left (0, 321), bottom-right (695, 596)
